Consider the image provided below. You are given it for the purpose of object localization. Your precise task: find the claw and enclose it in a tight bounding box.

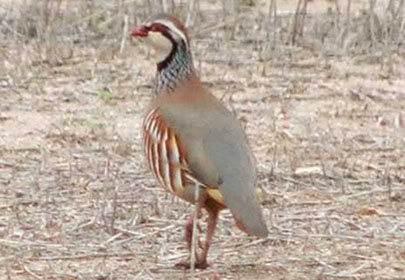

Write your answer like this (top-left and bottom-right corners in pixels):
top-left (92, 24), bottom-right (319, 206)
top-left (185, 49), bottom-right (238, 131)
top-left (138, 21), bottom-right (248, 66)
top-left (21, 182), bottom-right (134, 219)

top-left (175, 260), bottom-right (209, 270)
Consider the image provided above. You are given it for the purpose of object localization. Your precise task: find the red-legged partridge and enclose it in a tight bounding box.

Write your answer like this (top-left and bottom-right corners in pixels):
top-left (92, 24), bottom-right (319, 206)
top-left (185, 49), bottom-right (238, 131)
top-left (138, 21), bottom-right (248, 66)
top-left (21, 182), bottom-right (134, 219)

top-left (131, 14), bottom-right (268, 269)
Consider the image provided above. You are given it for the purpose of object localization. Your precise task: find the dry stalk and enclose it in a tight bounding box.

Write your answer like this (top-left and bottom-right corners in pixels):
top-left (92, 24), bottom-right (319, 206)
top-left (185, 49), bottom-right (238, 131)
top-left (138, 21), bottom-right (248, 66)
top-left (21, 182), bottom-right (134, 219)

top-left (190, 185), bottom-right (201, 276)
top-left (339, 0), bottom-right (352, 48)
top-left (27, 252), bottom-right (136, 261)
top-left (110, 184), bottom-right (119, 234)
top-left (193, 19), bottom-right (236, 38)
top-left (289, 0), bottom-right (308, 45)
top-left (119, 14), bottom-right (129, 55)
top-left (185, 0), bottom-right (199, 28)
top-left (368, 0), bottom-right (377, 48)
top-left (267, 0), bottom-right (278, 48)
top-left (23, 265), bottom-right (42, 280)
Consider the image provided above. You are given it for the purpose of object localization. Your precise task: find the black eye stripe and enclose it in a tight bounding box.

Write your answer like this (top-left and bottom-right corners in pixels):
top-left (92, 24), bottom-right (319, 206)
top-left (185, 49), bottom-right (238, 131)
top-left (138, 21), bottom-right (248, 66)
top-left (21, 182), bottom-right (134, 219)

top-left (150, 23), bottom-right (169, 35)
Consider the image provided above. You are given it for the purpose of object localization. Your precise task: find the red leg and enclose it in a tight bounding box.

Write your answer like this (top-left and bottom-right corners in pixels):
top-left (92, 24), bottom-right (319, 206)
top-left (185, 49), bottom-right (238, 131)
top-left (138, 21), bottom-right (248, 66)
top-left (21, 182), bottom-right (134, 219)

top-left (176, 209), bottom-right (205, 269)
top-left (200, 207), bottom-right (219, 263)
top-left (184, 211), bottom-right (203, 250)
top-left (175, 207), bottom-right (219, 269)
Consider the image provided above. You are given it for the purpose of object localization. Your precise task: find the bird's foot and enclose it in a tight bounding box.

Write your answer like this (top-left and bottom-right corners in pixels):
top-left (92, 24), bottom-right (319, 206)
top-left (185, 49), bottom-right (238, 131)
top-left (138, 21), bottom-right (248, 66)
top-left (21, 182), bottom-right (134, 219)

top-left (175, 259), bottom-right (209, 270)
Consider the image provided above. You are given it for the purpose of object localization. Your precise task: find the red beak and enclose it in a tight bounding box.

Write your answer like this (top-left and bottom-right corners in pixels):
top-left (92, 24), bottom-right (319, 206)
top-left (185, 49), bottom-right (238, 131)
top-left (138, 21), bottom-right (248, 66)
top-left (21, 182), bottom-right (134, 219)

top-left (131, 25), bottom-right (149, 37)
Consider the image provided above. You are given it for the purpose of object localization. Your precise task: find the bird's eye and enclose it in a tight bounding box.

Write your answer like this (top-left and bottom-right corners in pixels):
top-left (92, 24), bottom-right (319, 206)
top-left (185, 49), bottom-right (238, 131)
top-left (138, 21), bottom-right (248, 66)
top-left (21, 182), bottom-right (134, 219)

top-left (150, 23), bottom-right (167, 33)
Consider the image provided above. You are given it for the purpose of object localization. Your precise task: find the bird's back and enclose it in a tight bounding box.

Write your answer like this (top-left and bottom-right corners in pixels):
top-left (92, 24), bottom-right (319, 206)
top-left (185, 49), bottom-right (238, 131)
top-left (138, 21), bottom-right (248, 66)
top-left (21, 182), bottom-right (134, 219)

top-left (151, 77), bottom-right (268, 237)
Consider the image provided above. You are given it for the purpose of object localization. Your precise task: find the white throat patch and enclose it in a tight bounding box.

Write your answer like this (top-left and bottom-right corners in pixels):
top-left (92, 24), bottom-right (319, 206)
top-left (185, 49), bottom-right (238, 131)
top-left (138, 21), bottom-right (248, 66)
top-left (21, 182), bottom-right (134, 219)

top-left (146, 31), bottom-right (173, 63)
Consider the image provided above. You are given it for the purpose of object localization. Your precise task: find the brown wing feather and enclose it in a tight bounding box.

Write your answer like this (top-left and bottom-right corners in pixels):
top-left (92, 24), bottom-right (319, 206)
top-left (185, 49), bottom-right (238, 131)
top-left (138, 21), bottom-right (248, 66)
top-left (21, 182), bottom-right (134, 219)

top-left (143, 107), bottom-right (216, 200)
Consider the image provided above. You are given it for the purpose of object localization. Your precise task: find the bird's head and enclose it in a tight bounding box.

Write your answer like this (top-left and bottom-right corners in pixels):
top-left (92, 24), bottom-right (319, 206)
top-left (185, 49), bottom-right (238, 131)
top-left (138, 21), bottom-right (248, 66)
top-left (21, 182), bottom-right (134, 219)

top-left (131, 14), bottom-right (190, 65)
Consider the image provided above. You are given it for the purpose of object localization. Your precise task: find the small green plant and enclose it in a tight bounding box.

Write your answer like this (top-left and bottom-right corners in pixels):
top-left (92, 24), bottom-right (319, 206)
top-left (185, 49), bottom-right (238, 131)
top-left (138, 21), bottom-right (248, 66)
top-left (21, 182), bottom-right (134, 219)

top-left (98, 88), bottom-right (116, 105)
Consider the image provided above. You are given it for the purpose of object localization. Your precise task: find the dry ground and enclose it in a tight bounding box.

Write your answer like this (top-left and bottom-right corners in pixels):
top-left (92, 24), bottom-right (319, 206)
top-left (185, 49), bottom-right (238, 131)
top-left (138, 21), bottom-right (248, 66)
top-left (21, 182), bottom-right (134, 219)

top-left (0, 1), bottom-right (405, 279)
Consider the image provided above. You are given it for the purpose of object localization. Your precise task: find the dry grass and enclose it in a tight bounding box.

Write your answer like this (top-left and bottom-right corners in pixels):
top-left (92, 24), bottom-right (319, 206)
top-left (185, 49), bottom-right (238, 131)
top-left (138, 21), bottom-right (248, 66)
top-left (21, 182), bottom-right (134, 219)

top-left (0, 0), bottom-right (405, 279)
